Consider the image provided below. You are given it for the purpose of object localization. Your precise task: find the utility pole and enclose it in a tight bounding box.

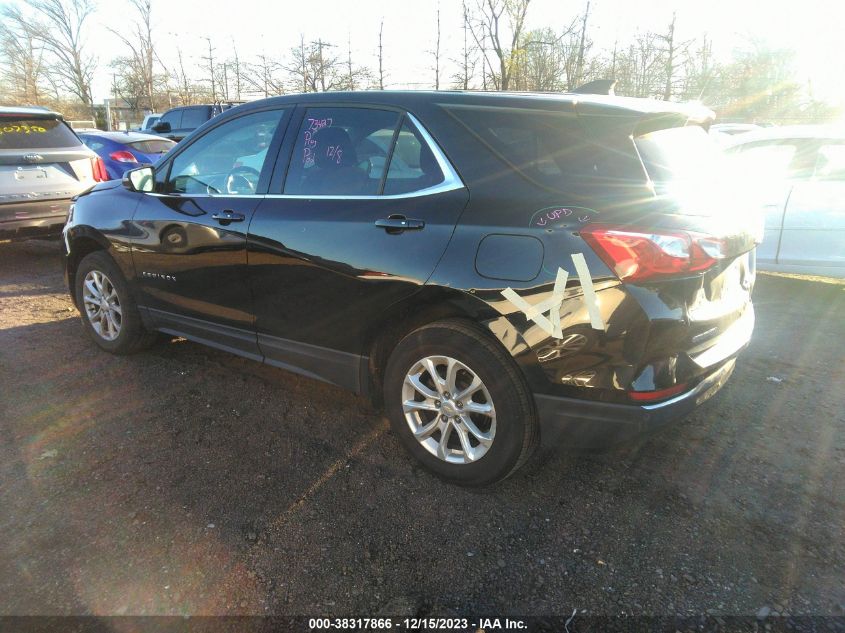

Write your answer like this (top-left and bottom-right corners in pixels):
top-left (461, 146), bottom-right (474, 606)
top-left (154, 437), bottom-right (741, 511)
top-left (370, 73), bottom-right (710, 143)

top-left (434, 6), bottom-right (441, 90)
top-left (378, 19), bottom-right (385, 90)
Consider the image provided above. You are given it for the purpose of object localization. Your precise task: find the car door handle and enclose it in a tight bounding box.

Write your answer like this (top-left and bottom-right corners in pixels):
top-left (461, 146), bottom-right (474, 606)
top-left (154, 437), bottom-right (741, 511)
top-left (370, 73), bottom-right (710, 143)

top-left (374, 215), bottom-right (425, 232)
top-left (211, 210), bottom-right (245, 224)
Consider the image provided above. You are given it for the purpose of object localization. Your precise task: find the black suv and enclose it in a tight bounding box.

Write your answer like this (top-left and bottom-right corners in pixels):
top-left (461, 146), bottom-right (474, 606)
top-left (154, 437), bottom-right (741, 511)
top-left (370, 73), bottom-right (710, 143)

top-left (62, 91), bottom-right (759, 485)
top-left (151, 103), bottom-right (242, 142)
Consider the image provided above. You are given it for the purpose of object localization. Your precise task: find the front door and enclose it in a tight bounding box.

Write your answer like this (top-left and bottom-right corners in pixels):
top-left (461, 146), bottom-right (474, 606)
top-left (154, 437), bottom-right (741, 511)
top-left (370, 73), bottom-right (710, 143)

top-left (129, 107), bottom-right (288, 358)
top-left (247, 106), bottom-right (468, 390)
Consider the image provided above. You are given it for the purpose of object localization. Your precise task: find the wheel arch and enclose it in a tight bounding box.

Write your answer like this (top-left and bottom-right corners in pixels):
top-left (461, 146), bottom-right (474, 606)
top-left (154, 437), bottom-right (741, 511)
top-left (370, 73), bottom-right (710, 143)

top-left (66, 227), bottom-right (135, 307)
top-left (363, 285), bottom-right (546, 406)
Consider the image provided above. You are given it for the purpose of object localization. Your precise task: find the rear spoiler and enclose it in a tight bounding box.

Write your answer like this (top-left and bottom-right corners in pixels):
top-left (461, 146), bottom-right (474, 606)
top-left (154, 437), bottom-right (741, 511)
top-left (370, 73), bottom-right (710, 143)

top-left (571, 79), bottom-right (618, 96)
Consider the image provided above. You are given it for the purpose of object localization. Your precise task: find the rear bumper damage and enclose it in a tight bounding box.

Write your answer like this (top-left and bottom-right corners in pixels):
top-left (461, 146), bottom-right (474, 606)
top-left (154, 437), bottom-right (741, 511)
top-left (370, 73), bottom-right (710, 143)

top-left (534, 357), bottom-right (737, 448)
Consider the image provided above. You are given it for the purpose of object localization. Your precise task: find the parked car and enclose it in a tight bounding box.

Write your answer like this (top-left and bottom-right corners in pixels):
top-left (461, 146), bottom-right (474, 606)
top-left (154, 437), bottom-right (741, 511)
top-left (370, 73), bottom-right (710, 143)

top-left (1, 106), bottom-right (107, 240)
top-left (78, 130), bottom-right (175, 180)
top-left (135, 113), bottom-right (161, 133)
top-left (63, 91), bottom-right (759, 485)
top-left (709, 122), bottom-right (761, 145)
top-left (151, 103), bottom-right (243, 142)
top-left (724, 125), bottom-right (845, 277)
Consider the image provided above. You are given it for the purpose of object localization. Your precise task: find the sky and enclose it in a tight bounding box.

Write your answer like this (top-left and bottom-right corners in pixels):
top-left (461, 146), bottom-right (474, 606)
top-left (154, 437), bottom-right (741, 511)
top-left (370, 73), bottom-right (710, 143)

top-left (16, 0), bottom-right (845, 105)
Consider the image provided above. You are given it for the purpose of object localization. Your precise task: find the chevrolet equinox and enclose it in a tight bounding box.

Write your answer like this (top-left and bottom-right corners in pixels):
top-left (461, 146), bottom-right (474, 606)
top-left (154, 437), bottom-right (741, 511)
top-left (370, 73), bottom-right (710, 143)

top-left (62, 91), bottom-right (759, 485)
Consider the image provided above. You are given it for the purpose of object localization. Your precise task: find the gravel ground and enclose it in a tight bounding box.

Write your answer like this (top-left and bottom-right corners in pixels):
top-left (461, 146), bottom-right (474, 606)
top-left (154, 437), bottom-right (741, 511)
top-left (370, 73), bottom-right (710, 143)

top-left (1, 239), bottom-right (844, 619)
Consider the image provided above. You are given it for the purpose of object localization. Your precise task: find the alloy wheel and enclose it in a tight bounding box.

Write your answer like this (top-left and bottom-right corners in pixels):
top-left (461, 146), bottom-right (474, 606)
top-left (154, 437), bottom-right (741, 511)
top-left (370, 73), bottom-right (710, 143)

top-left (82, 270), bottom-right (122, 341)
top-left (401, 355), bottom-right (496, 464)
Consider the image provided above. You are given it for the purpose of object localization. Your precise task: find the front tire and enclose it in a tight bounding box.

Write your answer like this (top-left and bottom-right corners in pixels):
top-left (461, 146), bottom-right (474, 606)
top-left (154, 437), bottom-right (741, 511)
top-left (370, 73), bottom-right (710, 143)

top-left (74, 251), bottom-right (156, 354)
top-left (383, 320), bottom-right (538, 486)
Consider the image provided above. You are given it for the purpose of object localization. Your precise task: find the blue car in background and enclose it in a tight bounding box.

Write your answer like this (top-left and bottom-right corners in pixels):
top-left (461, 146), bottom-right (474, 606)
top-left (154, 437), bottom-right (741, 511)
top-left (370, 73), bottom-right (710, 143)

top-left (77, 131), bottom-right (176, 180)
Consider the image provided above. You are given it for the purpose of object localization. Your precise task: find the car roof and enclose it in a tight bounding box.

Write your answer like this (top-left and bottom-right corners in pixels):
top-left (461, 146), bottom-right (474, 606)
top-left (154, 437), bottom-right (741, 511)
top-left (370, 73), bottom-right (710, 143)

top-left (723, 124), bottom-right (845, 147)
top-left (79, 130), bottom-right (172, 143)
top-left (0, 105), bottom-right (63, 119)
top-left (220, 90), bottom-right (715, 123)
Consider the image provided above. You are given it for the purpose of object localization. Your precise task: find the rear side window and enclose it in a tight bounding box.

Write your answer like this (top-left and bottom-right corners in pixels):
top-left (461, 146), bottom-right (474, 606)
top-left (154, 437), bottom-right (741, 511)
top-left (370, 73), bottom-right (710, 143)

top-left (445, 106), bottom-right (641, 193)
top-left (0, 118), bottom-right (81, 149)
top-left (159, 109), bottom-right (182, 128)
top-left (81, 137), bottom-right (106, 151)
top-left (128, 139), bottom-right (175, 155)
top-left (181, 107), bottom-right (209, 129)
top-left (284, 107), bottom-right (401, 195)
top-left (383, 120), bottom-right (444, 195)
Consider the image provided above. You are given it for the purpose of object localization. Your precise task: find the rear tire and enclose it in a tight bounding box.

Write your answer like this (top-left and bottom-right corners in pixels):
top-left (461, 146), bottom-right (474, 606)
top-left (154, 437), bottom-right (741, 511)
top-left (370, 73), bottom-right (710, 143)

top-left (383, 319), bottom-right (538, 486)
top-left (74, 251), bottom-right (157, 354)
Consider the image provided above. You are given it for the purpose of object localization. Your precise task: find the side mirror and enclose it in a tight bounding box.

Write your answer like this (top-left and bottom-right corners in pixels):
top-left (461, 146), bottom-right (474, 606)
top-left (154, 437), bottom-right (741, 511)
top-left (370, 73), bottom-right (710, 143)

top-left (152, 121), bottom-right (171, 133)
top-left (123, 165), bottom-right (155, 193)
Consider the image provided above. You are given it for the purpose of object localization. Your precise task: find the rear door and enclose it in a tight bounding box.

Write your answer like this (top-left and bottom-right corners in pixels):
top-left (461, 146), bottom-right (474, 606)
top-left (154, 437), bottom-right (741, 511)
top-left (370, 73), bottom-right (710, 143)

top-left (778, 140), bottom-right (845, 272)
top-left (247, 105), bottom-right (468, 390)
top-left (128, 107), bottom-right (289, 358)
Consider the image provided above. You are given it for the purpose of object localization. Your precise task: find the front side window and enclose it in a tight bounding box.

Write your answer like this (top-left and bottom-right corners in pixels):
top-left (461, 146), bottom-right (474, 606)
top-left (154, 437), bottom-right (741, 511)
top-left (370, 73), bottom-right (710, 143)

top-left (284, 107), bottom-right (401, 195)
top-left (167, 109), bottom-right (284, 195)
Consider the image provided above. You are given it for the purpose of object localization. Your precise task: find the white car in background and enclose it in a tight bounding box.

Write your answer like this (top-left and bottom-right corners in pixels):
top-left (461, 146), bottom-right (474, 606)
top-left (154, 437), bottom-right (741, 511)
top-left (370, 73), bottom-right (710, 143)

top-left (724, 126), bottom-right (845, 278)
top-left (709, 123), bottom-right (761, 145)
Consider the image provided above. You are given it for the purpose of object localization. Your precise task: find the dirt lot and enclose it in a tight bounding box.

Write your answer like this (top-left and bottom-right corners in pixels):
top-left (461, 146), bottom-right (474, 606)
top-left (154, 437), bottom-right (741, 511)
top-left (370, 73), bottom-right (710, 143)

top-left (1, 239), bottom-right (844, 619)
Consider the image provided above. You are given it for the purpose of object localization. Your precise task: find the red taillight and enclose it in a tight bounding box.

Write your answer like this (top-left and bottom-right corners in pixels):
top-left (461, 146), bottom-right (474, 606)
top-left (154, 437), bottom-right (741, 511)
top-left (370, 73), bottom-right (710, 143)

top-left (109, 150), bottom-right (138, 163)
top-left (628, 383), bottom-right (688, 402)
top-left (580, 224), bottom-right (723, 282)
top-left (90, 157), bottom-right (109, 182)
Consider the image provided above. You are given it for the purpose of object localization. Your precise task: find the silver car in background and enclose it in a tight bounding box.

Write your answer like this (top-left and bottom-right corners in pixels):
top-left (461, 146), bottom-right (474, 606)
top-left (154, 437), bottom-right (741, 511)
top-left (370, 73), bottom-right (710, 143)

top-left (0, 106), bottom-right (106, 240)
top-left (724, 125), bottom-right (845, 278)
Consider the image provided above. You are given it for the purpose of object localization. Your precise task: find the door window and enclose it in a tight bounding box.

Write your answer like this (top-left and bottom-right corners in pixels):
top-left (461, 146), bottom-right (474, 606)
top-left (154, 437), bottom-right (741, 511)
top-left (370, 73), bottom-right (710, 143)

top-left (284, 107), bottom-right (401, 195)
top-left (814, 143), bottom-right (845, 180)
top-left (159, 109), bottom-right (182, 129)
top-left (167, 109), bottom-right (285, 195)
top-left (383, 120), bottom-right (445, 195)
top-left (181, 107), bottom-right (210, 129)
top-left (731, 143), bottom-right (797, 182)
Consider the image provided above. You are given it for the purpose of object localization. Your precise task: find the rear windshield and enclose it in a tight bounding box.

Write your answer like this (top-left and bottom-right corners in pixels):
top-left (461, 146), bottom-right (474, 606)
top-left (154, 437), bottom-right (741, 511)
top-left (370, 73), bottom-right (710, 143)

top-left (128, 139), bottom-right (175, 155)
top-left (445, 105), bottom-right (645, 193)
top-left (635, 125), bottom-right (726, 184)
top-left (0, 117), bottom-right (81, 150)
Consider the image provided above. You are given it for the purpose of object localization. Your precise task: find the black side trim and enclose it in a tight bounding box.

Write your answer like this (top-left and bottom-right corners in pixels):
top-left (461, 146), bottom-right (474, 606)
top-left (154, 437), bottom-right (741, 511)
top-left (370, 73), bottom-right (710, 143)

top-left (143, 308), bottom-right (368, 394)
top-left (146, 308), bottom-right (262, 361)
top-left (258, 333), bottom-right (365, 393)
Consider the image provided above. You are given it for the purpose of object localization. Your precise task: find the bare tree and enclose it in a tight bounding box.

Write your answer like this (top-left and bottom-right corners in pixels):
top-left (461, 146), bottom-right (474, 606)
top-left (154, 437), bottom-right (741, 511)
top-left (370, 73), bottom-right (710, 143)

top-left (0, 5), bottom-right (47, 105)
top-left (287, 38), bottom-right (342, 92)
top-left (431, 7), bottom-right (441, 89)
top-left (469, 0), bottom-right (532, 90)
top-left (573, 0), bottom-right (590, 87)
top-left (658, 12), bottom-right (691, 100)
top-left (25, 0), bottom-right (97, 118)
top-left (451, 1), bottom-right (478, 89)
top-left (241, 53), bottom-right (284, 97)
top-left (230, 40), bottom-right (242, 100)
top-left (341, 34), bottom-right (371, 91)
top-left (108, 0), bottom-right (166, 113)
top-left (200, 36), bottom-right (217, 101)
